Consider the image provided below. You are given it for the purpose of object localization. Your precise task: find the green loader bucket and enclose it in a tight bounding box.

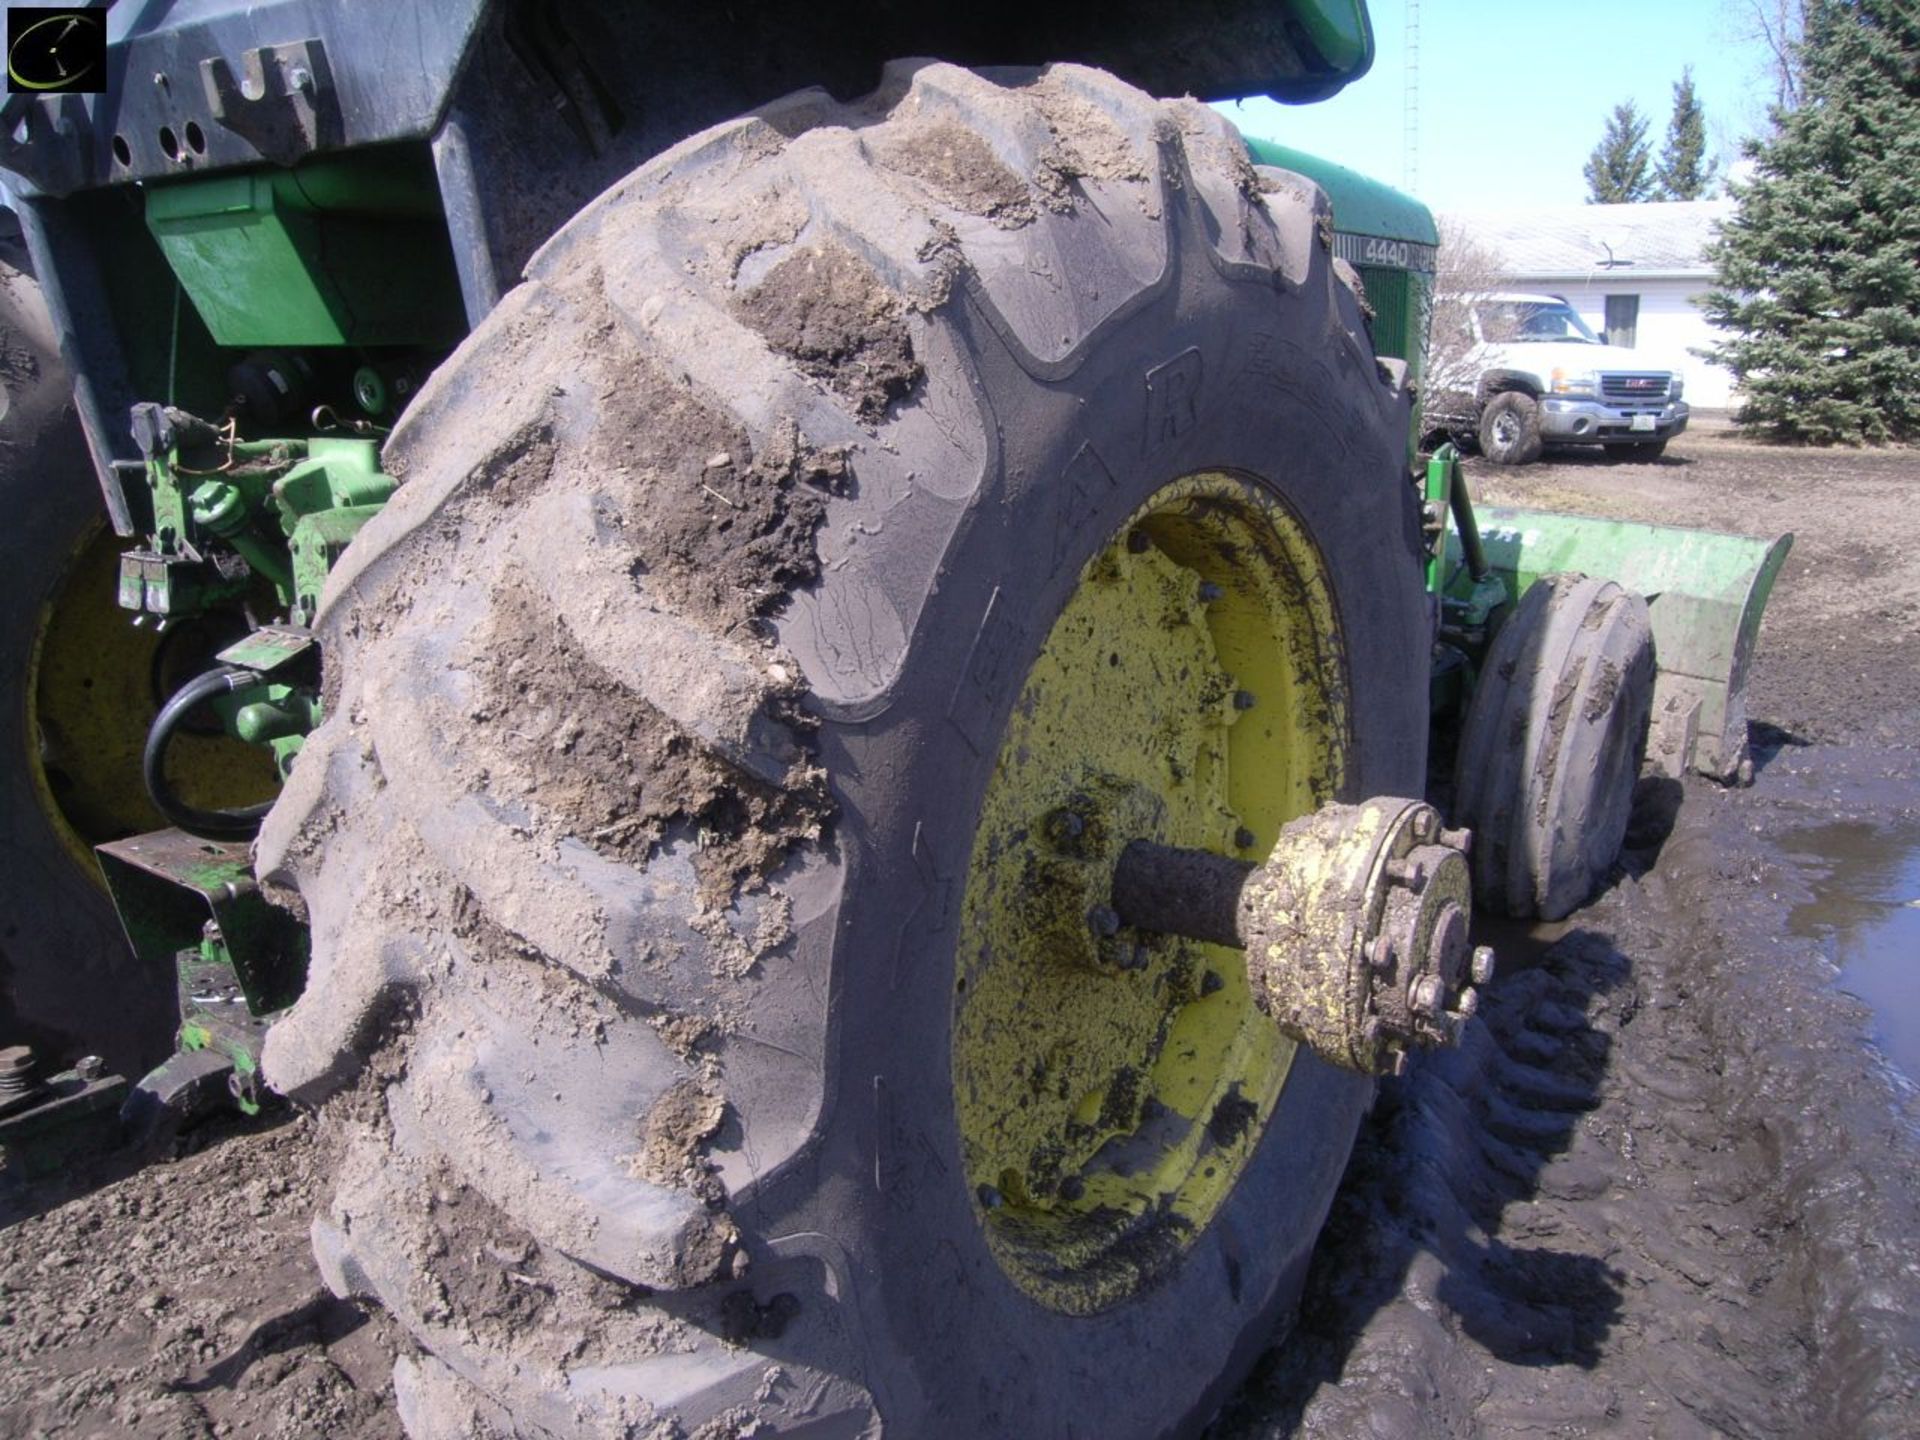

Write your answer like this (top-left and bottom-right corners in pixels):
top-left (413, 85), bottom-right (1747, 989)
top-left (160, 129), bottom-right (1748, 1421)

top-left (1445, 507), bottom-right (1793, 782)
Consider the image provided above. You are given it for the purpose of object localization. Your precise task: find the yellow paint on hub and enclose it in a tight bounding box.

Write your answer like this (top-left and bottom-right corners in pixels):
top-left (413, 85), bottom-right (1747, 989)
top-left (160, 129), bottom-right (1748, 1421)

top-left (952, 472), bottom-right (1349, 1314)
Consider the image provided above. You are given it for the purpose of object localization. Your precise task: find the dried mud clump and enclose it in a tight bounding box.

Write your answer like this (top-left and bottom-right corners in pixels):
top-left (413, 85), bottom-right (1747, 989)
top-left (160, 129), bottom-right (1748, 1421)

top-left (556, 312), bottom-right (853, 632)
top-left (735, 245), bottom-right (922, 423)
top-left (464, 576), bottom-right (831, 892)
top-left (633, 1078), bottom-right (727, 1196)
top-left (881, 123), bottom-right (1035, 228)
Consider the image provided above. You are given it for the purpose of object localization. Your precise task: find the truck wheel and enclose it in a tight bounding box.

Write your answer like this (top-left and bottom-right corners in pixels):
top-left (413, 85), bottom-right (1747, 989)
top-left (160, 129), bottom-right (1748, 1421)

top-left (1478, 391), bottom-right (1543, 465)
top-left (0, 256), bottom-right (183, 1079)
top-left (1453, 574), bottom-right (1655, 920)
top-left (258, 63), bottom-right (1429, 1437)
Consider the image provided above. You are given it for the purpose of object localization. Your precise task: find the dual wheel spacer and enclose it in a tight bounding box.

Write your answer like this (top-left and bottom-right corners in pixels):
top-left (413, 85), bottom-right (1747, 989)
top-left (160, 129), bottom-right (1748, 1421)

top-left (1051, 787), bottom-right (1493, 1079)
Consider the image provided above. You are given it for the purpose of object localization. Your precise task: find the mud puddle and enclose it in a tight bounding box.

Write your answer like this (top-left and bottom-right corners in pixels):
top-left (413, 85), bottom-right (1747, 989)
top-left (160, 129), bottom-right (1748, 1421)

top-left (1780, 818), bottom-right (1920, 1082)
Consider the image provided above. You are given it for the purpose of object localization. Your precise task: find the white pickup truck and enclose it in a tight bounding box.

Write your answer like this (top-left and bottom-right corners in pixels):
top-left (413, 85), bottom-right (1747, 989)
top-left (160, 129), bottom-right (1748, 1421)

top-left (1437, 292), bottom-right (1690, 464)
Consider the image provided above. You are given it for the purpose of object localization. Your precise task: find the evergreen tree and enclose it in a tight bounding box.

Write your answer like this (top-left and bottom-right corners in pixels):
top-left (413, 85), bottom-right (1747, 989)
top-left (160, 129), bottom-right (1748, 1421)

top-left (1655, 67), bottom-right (1717, 199)
top-left (1583, 102), bottom-right (1655, 204)
top-left (1702, 0), bottom-right (1920, 442)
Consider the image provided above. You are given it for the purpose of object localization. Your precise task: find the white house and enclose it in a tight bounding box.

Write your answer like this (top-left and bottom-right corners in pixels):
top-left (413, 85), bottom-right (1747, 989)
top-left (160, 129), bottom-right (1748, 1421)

top-left (1442, 200), bottom-right (1738, 409)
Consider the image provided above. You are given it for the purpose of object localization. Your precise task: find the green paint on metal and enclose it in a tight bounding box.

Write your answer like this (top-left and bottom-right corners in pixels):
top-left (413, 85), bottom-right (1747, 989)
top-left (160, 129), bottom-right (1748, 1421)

top-left (144, 148), bottom-right (466, 349)
top-left (180, 1023), bottom-right (212, 1051)
top-left (1422, 447), bottom-right (1452, 593)
top-left (97, 831), bottom-right (312, 1017)
top-left (288, 505), bottom-right (387, 629)
top-left (1242, 138), bottom-right (1437, 249)
top-left (1287, 0), bottom-right (1374, 74)
top-left (1444, 507), bottom-right (1793, 779)
top-left (272, 438), bottom-right (391, 518)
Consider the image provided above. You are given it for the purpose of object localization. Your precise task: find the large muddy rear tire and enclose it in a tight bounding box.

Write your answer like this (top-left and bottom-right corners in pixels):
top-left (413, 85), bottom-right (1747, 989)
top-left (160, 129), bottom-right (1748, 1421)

top-left (260, 63), bottom-right (1430, 1437)
top-left (0, 254), bottom-right (180, 1079)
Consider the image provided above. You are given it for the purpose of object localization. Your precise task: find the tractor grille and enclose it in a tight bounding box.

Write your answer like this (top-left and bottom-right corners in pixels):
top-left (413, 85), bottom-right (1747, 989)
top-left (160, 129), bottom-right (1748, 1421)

top-left (1355, 265), bottom-right (1415, 360)
top-left (1600, 372), bottom-right (1672, 403)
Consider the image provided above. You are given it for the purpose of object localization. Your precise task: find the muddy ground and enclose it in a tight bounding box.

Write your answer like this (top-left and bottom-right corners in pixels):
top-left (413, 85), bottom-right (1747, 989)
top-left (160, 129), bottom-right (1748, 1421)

top-left (4, 420), bottom-right (1918, 1438)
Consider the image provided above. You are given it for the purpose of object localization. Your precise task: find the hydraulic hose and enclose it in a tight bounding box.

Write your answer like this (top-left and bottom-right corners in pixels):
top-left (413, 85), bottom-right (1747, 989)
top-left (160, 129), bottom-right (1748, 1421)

top-left (143, 665), bottom-right (275, 840)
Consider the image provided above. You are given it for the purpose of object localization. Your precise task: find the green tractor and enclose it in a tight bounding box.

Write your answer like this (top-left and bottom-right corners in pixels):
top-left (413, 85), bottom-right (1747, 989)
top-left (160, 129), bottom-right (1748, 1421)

top-left (0, 2), bottom-right (1787, 1432)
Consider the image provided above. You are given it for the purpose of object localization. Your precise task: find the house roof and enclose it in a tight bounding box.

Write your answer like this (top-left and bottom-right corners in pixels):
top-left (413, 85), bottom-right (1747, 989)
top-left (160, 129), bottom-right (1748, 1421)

top-left (1440, 200), bottom-right (1734, 281)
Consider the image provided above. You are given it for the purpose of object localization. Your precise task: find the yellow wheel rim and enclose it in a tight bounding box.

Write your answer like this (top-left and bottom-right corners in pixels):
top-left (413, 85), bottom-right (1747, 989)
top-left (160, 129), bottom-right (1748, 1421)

top-left (953, 471), bottom-right (1350, 1315)
top-left (27, 520), bottom-right (280, 876)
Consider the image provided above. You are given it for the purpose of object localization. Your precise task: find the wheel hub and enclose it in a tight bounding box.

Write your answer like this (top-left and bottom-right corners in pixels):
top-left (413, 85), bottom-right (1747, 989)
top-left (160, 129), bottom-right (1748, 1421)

top-left (1113, 798), bottom-right (1494, 1076)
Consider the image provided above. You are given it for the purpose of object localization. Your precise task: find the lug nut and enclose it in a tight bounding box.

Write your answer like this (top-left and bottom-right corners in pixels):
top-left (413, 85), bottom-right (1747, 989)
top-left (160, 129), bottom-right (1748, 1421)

top-left (1408, 974), bottom-right (1446, 1017)
top-left (1044, 807), bottom-right (1086, 847)
top-left (1412, 808), bottom-right (1438, 841)
top-left (1386, 856), bottom-right (1427, 890)
top-left (1454, 987), bottom-right (1479, 1018)
top-left (1470, 945), bottom-right (1497, 986)
top-left (1440, 826), bottom-right (1473, 853)
top-left (1367, 934), bottom-right (1395, 973)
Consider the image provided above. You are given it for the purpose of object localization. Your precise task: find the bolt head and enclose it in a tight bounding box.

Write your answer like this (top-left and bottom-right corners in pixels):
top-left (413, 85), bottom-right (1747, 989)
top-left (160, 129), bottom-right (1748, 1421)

top-left (1411, 807), bottom-right (1438, 841)
top-left (1087, 905), bottom-right (1121, 938)
top-left (1408, 974), bottom-right (1446, 1016)
top-left (1367, 933), bottom-right (1395, 973)
top-left (1470, 945), bottom-right (1497, 986)
top-left (1043, 807), bottom-right (1087, 849)
top-left (1235, 826), bottom-right (1257, 851)
top-left (1232, 689), bottom-right (1256, 711)
top-left (1454, 986), bottom-right (1479, 1018)
top-left (1439, 826), bottom-right (1473, 854)
top-left (1386, 856), bottom-right (1426, 891)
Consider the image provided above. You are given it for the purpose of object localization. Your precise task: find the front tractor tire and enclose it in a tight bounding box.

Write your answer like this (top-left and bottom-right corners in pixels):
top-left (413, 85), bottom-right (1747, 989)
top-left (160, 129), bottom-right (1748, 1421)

top-left (1454, 574), bottom-right (1656, 920)
top-left (259, 63), bottom-right (1430, 1437)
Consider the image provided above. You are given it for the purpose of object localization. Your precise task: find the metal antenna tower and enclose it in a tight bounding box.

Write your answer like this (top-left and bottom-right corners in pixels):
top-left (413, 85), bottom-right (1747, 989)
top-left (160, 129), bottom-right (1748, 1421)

top-left (1403, 0), bottom-right (1420, 195)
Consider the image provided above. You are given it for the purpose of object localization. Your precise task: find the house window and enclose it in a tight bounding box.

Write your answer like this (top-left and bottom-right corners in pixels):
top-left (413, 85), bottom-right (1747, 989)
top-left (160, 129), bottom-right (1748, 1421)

top-left (1605, 294), bottom-right (1639, 349)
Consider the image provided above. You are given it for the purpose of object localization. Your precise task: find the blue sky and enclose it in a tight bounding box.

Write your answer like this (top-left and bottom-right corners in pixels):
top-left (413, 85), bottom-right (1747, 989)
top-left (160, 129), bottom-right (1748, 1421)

top-left (1216, 0), bottom-right (1784, 208)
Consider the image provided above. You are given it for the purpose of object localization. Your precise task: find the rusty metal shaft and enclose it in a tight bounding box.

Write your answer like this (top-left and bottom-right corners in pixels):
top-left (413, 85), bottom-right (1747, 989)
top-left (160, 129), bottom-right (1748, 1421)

top-left (1111, 841), bottom-right (1253, 949)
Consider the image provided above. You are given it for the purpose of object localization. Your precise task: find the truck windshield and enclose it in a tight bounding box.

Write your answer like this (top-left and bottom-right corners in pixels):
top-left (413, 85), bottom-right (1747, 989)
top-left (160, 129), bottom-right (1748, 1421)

top-left (1479, 301), bottom-right (1599, 344)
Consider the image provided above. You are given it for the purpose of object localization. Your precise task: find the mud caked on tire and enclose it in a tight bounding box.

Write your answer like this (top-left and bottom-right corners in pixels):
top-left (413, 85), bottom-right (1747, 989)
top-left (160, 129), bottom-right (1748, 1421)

top-left (1454, 574), bottom-right (1655, 921)
top-left (1478, 390), bottom-right (1543, 466)
top-left (259, 63), bottom-right (1429, 1437)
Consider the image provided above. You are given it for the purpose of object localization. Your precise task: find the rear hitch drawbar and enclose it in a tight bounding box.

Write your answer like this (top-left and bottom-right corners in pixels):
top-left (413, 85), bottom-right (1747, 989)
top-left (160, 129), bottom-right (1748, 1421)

top-left (1111, 798), bottom-right (1494, 1077)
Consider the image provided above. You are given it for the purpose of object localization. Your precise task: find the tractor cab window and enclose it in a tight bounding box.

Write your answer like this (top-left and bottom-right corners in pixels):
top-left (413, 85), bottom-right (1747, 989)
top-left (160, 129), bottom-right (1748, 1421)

top-left (1477, 300), bottom-right (1599, 344)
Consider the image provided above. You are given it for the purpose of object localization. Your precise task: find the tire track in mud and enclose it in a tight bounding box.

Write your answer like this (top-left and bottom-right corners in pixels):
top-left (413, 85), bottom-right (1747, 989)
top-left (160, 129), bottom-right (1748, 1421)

top-left (1215, 758), bottom-right (1920, 1439)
